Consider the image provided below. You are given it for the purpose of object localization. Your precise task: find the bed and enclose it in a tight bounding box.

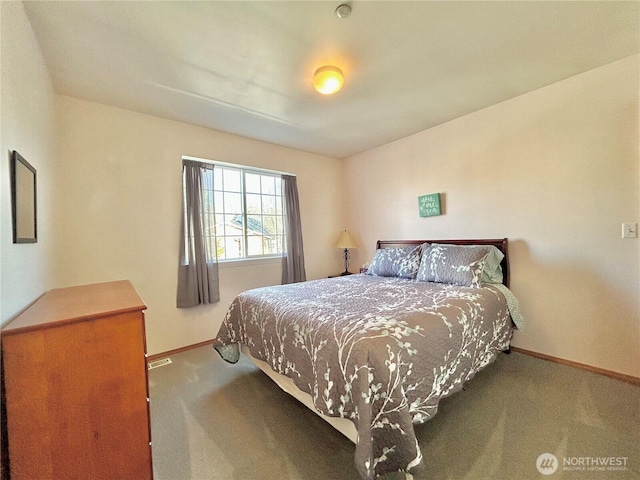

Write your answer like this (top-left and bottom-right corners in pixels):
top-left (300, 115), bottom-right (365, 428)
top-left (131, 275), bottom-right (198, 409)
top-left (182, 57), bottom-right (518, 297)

top-left (213, 238), bottom-right (522, 479)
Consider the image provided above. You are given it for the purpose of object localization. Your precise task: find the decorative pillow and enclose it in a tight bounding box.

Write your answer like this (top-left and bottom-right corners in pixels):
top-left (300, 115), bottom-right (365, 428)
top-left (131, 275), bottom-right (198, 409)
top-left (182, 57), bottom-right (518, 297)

top-left (416, 244), bottom-right (496, 287)
top-left (366, 245), bottom-right (424, 279)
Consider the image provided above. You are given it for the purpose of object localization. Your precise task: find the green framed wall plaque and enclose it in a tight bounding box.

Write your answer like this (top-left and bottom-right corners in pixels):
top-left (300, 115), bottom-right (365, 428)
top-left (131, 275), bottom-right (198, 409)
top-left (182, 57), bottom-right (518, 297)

top-left (418, 193), bottom-right (441, 217)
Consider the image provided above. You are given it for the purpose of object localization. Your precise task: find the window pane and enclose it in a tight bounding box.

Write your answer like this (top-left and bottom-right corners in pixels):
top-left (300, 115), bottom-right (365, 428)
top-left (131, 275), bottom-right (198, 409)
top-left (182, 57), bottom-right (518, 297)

top-left (276, 197), bottom-right (283, 216)
top-left (262, 195), bottom-right (276, 215)
top-left (216, 237), bottom-right (226, 260)
top-left (224, 192), bottom-right (242, 214)
top-left (224, 236), bottom-right (243, 259)
top-left (246, 215), bottom-right (262, 235)
top-left (246, 193), bottom-right (261, 214)
top-left (245, 173), bottom-right (261, 194)
top-left (262, 215), bottom-right (277, 235)
top-left (214, 214), bottom-right (223, 237)
top-left (263, 236), bottom-right (279, 255)
top-left (275, 178), bottom-right (282, 196)
top-left (223, 168), bottom-right (242, 192)
top-left (261, 175), bottom-right (276, 195)
top-left (224, 214), bottom-right (242, 236)
top-left (247, 235), bottom-right (263, 256)
top-left (214, 192), bottom-right (224, 214)
top-left (214, 169), bottom-right (223, 190)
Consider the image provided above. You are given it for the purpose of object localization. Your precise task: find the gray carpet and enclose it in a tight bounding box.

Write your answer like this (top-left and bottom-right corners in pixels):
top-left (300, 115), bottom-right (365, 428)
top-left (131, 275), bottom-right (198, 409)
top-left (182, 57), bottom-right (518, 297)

top-left (148, 346), bottom-right (639, 480)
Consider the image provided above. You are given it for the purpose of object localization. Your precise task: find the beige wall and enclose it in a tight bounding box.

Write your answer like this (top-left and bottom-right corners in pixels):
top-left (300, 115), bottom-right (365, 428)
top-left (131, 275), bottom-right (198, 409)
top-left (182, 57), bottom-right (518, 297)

top-left (1, 1), bottom-right (345, 357)
top-left (0, 1), bottom-right (57, 325)
top-left (344, 55), bottom-right (640, 377)
top-left (54, 96), bottom-right (345, 355)
top-left (3, 1), bottom-right (638, 377)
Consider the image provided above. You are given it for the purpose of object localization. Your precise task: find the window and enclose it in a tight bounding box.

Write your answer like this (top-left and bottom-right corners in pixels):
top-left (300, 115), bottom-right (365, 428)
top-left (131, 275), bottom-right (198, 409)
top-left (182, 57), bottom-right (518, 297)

top-left (205, 164), bottom-right (285, 261)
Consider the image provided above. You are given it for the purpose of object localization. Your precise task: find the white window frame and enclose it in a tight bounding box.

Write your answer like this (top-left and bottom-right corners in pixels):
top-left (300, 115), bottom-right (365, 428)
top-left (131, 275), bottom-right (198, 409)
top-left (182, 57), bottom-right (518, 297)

top-left (183, 156), bottom-right (292, 265)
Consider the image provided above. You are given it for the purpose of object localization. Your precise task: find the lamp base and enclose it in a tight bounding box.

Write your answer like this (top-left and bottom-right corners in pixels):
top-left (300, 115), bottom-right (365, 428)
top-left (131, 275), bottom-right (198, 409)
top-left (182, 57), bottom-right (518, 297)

top-left (341, 248), bottom-right (353, 277)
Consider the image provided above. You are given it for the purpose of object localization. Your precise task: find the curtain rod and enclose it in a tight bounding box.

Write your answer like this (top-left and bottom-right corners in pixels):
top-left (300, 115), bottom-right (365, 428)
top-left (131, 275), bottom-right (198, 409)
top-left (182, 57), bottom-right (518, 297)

top-left (182, 155), bottom-right (295, 177)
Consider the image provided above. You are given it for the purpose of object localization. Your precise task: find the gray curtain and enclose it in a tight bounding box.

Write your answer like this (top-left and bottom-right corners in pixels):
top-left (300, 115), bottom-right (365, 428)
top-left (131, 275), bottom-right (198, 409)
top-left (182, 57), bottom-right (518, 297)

top-left (177, 160), bottom-right (220, 307)
top-left (281, 175), bottom-right (306, 284)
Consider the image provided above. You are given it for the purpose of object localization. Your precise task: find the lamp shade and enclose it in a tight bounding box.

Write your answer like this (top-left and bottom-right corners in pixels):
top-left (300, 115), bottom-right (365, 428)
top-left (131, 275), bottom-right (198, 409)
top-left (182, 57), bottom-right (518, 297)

top-left (335, 230), bottom-right (357, 249)
top-left (313, 66), bottom-right (344, 95)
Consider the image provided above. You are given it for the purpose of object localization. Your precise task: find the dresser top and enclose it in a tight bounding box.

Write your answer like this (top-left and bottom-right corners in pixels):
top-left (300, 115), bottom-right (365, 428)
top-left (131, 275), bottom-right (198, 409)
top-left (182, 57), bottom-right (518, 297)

top-left (2, 280), bottom-right (147, 336)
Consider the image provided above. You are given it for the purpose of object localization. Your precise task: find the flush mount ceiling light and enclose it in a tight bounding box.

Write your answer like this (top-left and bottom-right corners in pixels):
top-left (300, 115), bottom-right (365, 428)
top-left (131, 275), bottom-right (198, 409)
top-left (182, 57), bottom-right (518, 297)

top-left (335, 4), bottom-right (352, 19)
top-left (312, 66), bottom-right (344, 95)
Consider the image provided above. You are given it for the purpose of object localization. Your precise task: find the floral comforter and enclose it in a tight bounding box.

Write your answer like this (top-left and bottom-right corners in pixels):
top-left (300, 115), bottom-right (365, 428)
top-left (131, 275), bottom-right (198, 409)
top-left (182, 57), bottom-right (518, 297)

top-left (214, 275), bottom-right (513, 479)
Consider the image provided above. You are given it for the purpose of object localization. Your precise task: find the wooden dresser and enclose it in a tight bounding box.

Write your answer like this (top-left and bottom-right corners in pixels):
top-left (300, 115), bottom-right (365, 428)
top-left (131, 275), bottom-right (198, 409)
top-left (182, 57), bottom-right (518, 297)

top-left (1, 280), bottom-right (153, 480)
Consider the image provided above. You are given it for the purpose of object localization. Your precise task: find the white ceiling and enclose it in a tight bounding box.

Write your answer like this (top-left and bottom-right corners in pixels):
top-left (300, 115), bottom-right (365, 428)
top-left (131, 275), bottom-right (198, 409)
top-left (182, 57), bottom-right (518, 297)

top-left (24, 1), bottom-right (639, 159)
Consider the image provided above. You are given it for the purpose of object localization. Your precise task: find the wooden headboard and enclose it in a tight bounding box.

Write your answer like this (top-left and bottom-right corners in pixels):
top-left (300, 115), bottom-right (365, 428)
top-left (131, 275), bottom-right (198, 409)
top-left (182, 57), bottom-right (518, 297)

top-left (376, 238), bottom-right (509, 288)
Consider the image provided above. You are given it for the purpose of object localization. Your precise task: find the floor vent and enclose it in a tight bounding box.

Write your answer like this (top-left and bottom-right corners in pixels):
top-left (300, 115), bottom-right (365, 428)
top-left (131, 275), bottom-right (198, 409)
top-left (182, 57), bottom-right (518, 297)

top-left (147, 358), bottom-right (172, 370)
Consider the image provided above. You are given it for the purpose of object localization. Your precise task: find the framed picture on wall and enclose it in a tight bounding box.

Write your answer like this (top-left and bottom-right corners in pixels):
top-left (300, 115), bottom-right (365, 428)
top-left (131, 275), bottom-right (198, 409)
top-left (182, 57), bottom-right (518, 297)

top-left (418, 193), bottom-right (441, 217)
top-left (10, 151), bottom-right (37, 243)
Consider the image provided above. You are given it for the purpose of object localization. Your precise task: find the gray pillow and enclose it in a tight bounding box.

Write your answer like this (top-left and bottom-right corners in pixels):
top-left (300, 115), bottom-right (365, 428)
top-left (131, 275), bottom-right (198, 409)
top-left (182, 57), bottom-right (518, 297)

top-left (366, 245), bottom-right (424, 279)
top-left (416, 244), bottom-right (498, 287)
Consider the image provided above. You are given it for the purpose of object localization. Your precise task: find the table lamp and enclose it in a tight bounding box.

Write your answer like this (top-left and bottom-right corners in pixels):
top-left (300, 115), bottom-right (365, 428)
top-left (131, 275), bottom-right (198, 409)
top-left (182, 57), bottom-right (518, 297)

top-left (335, 230), bottom-right (357, 275)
